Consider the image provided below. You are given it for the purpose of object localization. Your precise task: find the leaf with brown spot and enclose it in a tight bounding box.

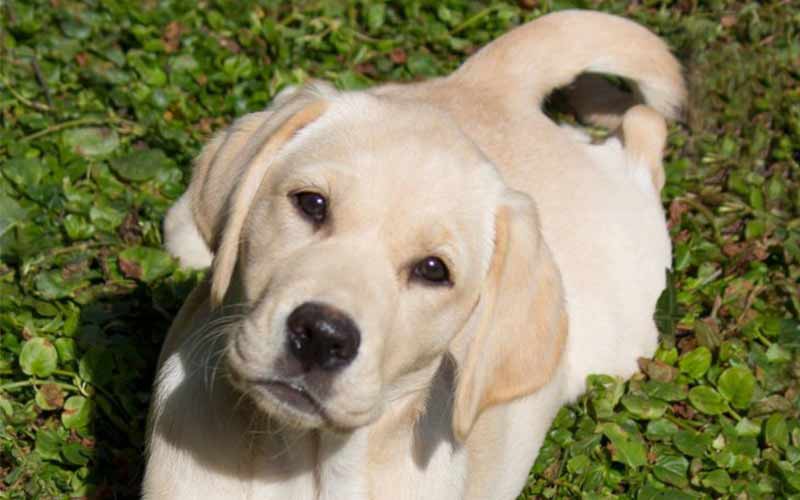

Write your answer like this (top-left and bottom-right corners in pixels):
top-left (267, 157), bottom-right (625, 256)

top-left (36, 383), bottom-right (65, 410)
top-left (162, 21), bottom-right (183, 53)
top-left (722, 219), bottom-right (744, 235)
top-left (695, 318), bottom-right (722, 350)
top-left (720, 15), bottom-right (737, 28)
top-left (674, 229), bottom-right (691, 244)
top-left (542, 461), bottom-right (560, 481)
top-left (118, 212), bottom-right (142, 245)
top-left (355, 63), bottom-right (377, 77)
top-left (639, 358), bottom-right (679, 382)
top-left (671, 402), bottom-right (696, 420)
top-left (677, 336), bottom-right (698, 354)
top-left (197, 117), bottom-right (214, 134)
top-left (390, 48), bottom-right (407, 64)
top-left (668, 199), bottom-right (689, 228)
top-left (61, 259), bottom-right (89, 280)
top-left (723, 241), bottom-right (747, 257)
top-left (216, 35), bottom-right (240, 53)
top-left (118, 257), bottom-right (142, 280)
top-left (753, 242), bottom-right (769, 261)
top-left (750, 395), bottom-right (793, 417)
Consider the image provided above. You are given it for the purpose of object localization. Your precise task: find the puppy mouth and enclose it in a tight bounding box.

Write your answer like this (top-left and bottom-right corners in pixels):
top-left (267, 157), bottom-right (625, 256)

top-left (227, 329), bottom-right (376, 430)
top-left (227, 333), bottom-right (329, 427)
top-left (251, 378), bottom-right (325, 418)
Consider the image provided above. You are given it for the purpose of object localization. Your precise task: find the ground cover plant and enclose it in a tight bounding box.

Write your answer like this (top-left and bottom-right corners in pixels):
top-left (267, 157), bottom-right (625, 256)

top-left (0, 0), bottom-right (798, 498)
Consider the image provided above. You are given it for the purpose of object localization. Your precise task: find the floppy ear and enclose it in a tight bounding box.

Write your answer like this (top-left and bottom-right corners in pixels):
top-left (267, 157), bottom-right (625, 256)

top-left (188, 83), bottom-right (335, 252)
top-left (452, 191), bottom-right (568, 442)
top-left (165, 85), bottom-right (335, 268)
top-left (171, 83), bottom-right (333, 305)
top-left (207, 96), bottom-right (329, 306)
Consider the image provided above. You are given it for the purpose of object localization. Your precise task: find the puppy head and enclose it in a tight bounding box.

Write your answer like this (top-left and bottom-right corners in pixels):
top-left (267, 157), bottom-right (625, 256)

top-left (187, 84), bottom-right (566, 436)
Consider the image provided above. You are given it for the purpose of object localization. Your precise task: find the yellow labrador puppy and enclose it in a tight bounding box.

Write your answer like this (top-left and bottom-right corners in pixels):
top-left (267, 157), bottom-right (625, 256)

top-left (146, 10), bottom-right (685, 500)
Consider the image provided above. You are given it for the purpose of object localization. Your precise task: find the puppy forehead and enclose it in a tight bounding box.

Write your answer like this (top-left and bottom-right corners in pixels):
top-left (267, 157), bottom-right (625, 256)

top-left (270, 93), bottom-right (500, 271)
top-left (282, 93), bottom-right (498, 207)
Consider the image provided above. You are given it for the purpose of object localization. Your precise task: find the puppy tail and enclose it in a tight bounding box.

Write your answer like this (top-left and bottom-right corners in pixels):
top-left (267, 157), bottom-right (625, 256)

top-left (450, 10), bottom-right (686, 124)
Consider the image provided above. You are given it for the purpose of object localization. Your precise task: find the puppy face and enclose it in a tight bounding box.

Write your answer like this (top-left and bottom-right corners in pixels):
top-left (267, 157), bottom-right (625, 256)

top-left (223, 94), bottom-right (502, 430)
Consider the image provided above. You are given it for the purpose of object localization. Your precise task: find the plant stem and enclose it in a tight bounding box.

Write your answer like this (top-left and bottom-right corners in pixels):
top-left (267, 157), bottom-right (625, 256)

top-left (450, 6), bottom-right (498, 35)
top-left (21, 117), bottom-right (106, 143)
top-left (725, 405), bottom-right (742, 422)
top-left (0, 379), bottom-right (78, 392)
top-left (665, 413), bottom-right (703, 430)
top-left (0, 75), bottom-right (52, 112)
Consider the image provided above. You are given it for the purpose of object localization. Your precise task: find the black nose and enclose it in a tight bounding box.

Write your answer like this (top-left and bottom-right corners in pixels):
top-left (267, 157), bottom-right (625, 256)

top-left (287, 302), bottom-right (361, 371)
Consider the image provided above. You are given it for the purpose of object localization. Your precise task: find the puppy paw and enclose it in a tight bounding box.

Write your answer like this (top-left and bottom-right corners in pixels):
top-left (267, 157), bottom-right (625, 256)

top-left (163, 193), bottom-right (213, 268)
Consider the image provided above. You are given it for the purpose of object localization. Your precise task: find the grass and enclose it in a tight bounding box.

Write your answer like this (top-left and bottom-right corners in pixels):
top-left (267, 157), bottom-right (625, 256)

top-left (0, 0), bottom-right (798, 498)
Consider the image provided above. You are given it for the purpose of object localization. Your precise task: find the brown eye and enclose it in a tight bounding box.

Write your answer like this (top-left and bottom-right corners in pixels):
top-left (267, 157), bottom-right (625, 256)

top-left (412, 256), bottom-right (451, 285)
top-left (293, 192), bottom-right (327, 224)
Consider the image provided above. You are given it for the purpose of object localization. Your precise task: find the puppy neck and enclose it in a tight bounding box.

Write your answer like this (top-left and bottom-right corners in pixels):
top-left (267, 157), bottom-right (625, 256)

top-left (363, 356), bottom-right (462, 490)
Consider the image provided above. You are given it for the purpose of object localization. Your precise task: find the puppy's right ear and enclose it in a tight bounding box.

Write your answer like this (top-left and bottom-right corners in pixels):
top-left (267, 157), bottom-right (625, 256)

top-left (162, 108), bottom-right (274, 270)
top-left (188, 83), bottom-right (335, 252)
top-left (210, 95), bottom-right (329, 306)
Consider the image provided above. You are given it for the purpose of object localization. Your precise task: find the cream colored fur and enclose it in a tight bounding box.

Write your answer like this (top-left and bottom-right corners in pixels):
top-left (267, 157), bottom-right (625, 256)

top-left (147, 10), bottom-right (685, 500)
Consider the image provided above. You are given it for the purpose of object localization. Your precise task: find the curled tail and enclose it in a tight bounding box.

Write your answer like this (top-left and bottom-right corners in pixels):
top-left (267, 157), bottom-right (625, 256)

top-left (450, 10), bottom-right (686, 124)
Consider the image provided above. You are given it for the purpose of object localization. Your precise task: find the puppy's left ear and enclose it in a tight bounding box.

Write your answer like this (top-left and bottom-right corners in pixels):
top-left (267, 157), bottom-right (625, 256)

top-left (452, 191), bottom-right (567, 442)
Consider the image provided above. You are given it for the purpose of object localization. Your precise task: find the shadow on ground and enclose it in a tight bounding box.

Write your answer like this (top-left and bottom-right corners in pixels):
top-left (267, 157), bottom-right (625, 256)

top-left (73, 274), bottom-right (198, 498)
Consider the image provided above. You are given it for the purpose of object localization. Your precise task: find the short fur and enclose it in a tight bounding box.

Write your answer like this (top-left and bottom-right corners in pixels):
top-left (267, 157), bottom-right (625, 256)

top-left (147, 10), bottom-right (684, 500)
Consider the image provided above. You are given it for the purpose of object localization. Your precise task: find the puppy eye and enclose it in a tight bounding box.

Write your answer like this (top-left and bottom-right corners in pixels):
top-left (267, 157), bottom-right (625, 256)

top-left (293, 191), bottom-right (327, 224)
top-left (412, 256), bottom-right (451, 285)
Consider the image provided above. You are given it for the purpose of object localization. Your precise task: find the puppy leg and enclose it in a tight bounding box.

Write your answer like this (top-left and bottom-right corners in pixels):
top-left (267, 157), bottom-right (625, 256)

top-left (163, 192), bottom-right (213, 268)
top-left (620, 105), bottom-right (668, 192)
